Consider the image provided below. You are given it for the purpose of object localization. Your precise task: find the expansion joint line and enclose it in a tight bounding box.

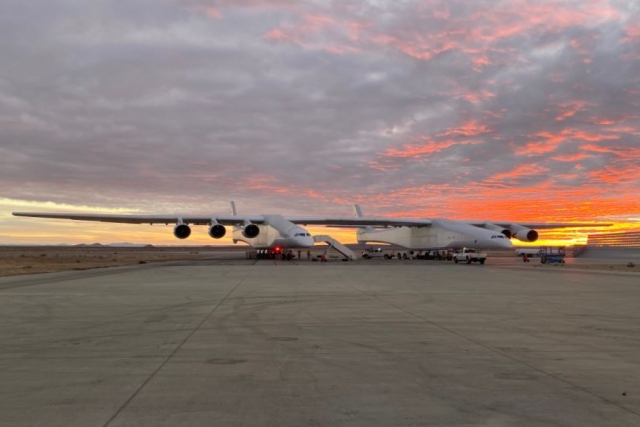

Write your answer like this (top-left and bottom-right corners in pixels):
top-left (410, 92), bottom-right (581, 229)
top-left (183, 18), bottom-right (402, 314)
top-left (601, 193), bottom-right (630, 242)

top-left (331, 277), bottom-right (640, 419)
top-left (101, 271), bottom-right (251, 427)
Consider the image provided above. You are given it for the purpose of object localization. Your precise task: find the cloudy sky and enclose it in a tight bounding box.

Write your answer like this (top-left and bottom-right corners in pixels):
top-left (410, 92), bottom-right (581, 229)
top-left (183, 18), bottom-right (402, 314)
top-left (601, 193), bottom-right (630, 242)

top-left (1, 0), bottom-right (639, 245)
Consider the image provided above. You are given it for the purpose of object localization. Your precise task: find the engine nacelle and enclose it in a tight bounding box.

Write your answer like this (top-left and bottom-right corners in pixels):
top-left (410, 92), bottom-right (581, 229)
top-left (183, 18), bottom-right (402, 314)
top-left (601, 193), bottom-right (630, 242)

top-left (208, 224), bottom-right (226, 239)
top-left (173, 224), bottom-right (191, 239)
top-left (483, 223), bottom-right (512, 239)
top-left (509, 225), bottom-right (538, 242)
top-left (242, 223), bottom-right (260, 239)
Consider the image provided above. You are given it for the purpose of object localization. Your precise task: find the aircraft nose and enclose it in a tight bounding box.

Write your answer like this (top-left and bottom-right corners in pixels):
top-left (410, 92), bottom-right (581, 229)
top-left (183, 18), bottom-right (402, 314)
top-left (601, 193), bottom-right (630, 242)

top-left (499, 238), bottom-right (514, 249)
top-left (292, 234), bottom-right (314, 247)
top-left (304, 236), bottom-right (315, 247)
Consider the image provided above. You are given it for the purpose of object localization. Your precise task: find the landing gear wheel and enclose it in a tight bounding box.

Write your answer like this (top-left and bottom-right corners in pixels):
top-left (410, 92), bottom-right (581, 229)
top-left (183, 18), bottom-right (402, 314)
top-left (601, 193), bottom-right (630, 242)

top-left (454, 258), bottom-right (458, 264)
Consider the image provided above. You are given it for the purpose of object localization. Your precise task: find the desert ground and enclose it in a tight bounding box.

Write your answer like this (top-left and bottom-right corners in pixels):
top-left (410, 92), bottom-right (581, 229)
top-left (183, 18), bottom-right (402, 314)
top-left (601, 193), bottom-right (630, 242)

top-left (0, 245), bottom-right (638, 277)
top-left (0, 246), bottom-right (246, 277)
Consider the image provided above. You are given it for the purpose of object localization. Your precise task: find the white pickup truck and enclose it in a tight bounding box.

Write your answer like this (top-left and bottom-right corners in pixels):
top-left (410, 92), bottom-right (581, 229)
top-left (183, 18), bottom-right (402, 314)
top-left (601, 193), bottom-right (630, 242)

top-left (452, 248), bottom-right (487, 264)
top-left (362, 248), bottom-right (392, 259)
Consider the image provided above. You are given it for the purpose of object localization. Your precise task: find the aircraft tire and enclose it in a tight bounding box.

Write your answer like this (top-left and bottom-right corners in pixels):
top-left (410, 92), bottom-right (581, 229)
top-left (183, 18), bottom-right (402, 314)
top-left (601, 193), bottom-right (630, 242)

top-left (454, 258), bottom-right (458, 264)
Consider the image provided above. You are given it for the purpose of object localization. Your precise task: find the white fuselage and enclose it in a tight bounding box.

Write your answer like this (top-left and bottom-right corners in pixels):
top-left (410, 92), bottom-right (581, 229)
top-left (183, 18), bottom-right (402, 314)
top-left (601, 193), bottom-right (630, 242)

top-left (232, 214), bottom-right (314, 249)
top-left (357, 219), bottom-right (513, 250)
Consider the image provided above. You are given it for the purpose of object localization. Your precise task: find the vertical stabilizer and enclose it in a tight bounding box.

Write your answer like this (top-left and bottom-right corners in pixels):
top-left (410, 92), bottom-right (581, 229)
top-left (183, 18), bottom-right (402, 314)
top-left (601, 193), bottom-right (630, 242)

top-left (353, 204), bottom-right (363, 218)
top-left (230, 201), bottom-right (237, 216)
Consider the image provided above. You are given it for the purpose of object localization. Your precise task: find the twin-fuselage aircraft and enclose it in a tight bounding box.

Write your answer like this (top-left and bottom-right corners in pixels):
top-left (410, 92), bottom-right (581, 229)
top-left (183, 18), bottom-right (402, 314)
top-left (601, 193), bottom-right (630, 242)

top-left (13, 202), bottom-right (602, 251)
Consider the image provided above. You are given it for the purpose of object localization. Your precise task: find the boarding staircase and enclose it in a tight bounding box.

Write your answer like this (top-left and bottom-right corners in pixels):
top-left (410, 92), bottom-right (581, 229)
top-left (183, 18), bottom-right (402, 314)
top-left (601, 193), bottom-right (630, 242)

top-left (313, 235), bottom-right (357, 260)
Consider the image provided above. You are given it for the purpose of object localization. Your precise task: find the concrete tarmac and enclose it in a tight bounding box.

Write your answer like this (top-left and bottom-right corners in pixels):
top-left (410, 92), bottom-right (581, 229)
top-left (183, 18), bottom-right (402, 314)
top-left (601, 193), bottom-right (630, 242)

top-left (1, 259), bottom-right (639, 426)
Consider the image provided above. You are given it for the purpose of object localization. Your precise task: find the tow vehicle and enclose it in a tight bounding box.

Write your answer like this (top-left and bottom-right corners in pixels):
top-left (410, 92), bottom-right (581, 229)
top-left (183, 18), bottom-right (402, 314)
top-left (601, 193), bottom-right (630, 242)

top-left (452, 248), bottom-right (487, 264)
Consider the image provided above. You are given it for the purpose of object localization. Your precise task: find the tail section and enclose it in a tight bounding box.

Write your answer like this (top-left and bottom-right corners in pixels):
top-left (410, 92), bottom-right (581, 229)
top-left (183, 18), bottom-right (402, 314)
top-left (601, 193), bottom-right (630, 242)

top-left (353, 204), bottom-right (363, 218)
top-left (230, 201), bottom-right (237, 216)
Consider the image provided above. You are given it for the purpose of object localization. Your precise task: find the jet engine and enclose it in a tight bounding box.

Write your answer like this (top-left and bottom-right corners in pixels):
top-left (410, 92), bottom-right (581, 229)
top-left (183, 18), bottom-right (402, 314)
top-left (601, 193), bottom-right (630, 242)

top-left (483, 223), bottom-right (512, 239)
top-left (242, 223), bottom-right (260, 239)
top-left (173, 223), bottom-right (191, 239)
top-left (509, 225), bottom-right (538, 242)
top-left (208, 223), bottom-right (226, 239)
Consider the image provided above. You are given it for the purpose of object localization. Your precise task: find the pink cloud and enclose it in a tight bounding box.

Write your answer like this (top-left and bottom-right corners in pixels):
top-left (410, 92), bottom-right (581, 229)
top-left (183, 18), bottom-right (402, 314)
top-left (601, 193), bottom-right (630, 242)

top-left (588, 165), bottom-right (640, 184)
top-left (260, 11), bottom-right (369, 55)
top-left (568, 131), bottom-right (620, 142)
top-left (302, 13), bottom-right (336, 30)
top-left (262, 27), bottom-right (301, 43)
top-left (582, 144), bottom-right (640, 158)
top-left (491, 164), bottom-right (549, 181)
top-left (516, 129), bottom-right (621, 156)
top-left (602, 125), bottom-right (640, 135)
top-left (451, 87), bottom-right (497, 104)
top-left (551, 153), bottom-right (592, 162)
top-left (381, 139), bottom-right (460, 158)
top-left (438, 120), bottom-right (491, 137)
top-left (588, 118), bottom-right (617, 125)
top-left (195, 0), bottom-right (626, 74)
top-left (554, 100), bottom-right (591, 121)
top-left (622, 24), bottom-right (640, 43)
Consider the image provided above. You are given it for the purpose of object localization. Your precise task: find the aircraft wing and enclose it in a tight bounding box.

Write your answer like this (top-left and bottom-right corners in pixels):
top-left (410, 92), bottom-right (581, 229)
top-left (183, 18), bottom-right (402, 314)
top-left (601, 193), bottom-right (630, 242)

top-left (466, 221), bottom-right (612, 229)
top-left (286, 217), bottom-right (608, 229)
top-left (14, 212), bottom-right (609, 229)
top-left (12, 212), bottom-right (267, 226)
top-left (12, 212), bottom-right (434, 227)
top-left (285, 216), bottom-right (432, 227)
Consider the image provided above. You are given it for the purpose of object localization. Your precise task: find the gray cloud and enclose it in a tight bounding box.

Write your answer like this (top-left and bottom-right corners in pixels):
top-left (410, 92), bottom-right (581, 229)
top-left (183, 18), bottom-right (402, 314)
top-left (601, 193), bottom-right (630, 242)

top-left (0, 0), bottom-right (638, 221)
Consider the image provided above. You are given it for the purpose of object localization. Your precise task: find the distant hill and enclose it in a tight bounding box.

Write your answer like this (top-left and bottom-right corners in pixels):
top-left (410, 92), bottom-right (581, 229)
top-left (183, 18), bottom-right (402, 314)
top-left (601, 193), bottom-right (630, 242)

top-left (74, 243), bottom-right (153, 248)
